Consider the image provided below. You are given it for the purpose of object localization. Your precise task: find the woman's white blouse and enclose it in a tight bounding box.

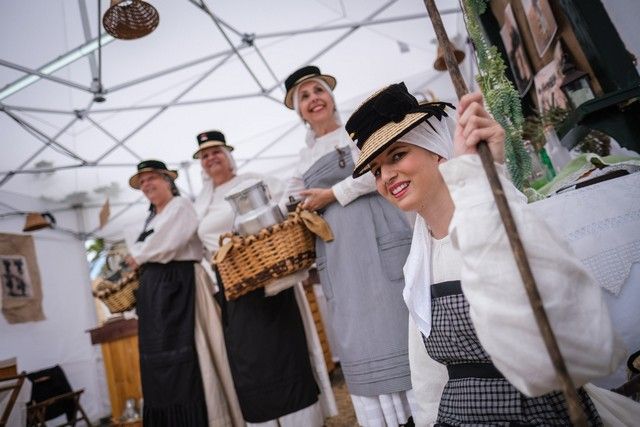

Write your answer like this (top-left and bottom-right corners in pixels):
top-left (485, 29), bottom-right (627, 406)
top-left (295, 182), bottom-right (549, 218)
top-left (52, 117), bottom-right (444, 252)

top-left (281, 127), bottom-right (376, 206)
top-left (406, 155), bottom-right (625, 410)
top-left (128, 196), bottom-right (203, 265)
top-left (407, 155), bottom-right (627, 424)
top-left (442, 155), bottom-right (625, 396)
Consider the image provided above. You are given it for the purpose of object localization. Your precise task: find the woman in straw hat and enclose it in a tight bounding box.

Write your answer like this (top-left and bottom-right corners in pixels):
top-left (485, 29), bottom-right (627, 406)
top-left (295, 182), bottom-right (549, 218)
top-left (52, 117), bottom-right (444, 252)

top-left (125, 160), bottom-right (205, 425)
top-left (193, 131), bottom-right (337, 427)
top-left (282, 66), bottom-right (415, 426)
top-left (345, 83), bottom-right (635, 425)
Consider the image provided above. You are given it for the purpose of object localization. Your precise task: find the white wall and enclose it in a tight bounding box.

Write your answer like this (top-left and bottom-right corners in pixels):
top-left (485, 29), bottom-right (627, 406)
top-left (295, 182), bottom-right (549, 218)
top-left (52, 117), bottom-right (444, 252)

top-left (0, 191), bottom-right (110, 422)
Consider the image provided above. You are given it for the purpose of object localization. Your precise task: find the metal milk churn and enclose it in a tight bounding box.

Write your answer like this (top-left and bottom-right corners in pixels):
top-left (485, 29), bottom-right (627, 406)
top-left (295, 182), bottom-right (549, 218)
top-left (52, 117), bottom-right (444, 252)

top-left (224, 179), bottom-right (285, 236)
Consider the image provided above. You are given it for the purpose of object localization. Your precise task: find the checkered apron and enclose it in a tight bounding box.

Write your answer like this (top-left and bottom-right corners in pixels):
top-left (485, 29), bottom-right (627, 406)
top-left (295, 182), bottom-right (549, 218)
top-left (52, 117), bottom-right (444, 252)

top-left (423, 280), bottom-right (602, 426)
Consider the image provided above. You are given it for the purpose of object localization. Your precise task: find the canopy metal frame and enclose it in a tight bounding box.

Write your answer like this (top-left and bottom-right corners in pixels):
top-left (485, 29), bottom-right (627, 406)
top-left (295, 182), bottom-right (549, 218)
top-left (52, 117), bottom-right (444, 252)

top-left (0, 0), bottom-right (460, 239)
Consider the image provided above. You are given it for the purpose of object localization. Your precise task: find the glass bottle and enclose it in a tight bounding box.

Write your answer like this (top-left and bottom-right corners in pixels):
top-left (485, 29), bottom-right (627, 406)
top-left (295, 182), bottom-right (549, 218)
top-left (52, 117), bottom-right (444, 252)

top-left (538, 146), bottom-right (556, 181)
top-left (543, 127), bottom-right (572, 173)
top-left (523, 140), bottom-right (549, 190)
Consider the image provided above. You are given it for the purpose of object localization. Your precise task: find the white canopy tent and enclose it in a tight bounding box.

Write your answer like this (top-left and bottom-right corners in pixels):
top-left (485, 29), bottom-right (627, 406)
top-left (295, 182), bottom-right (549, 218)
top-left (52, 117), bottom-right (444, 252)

top-left (0, 0), bottom-right (469, 242)
top-left (2, 1), bottom-right (640, 423)
top-left (0, 0), bottom-right (469, 421)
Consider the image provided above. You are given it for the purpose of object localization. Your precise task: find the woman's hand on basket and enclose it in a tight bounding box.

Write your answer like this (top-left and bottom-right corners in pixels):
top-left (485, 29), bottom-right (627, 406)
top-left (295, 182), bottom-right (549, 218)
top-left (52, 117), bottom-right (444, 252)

top-left (125, 255), bottom-right (139, 270)
top-left (299, 188), bottom-right (336, 211)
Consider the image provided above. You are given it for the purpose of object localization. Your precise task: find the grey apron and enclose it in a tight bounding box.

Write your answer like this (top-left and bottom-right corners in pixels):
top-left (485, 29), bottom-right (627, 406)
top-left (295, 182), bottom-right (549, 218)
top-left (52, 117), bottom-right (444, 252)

top-left (303, 149), bottom-right (412, 396)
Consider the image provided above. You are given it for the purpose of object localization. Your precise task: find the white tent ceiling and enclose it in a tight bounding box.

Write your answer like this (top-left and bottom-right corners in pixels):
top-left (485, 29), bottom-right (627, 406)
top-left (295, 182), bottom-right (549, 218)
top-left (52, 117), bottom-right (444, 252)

top-left (0, 0), bottom-right (470, 240)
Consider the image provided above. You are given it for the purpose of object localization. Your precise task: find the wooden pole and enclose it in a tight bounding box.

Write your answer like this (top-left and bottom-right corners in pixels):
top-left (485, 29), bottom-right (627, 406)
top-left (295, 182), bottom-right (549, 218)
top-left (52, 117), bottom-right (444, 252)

top-left (422, 0), bottom-right (587, 425)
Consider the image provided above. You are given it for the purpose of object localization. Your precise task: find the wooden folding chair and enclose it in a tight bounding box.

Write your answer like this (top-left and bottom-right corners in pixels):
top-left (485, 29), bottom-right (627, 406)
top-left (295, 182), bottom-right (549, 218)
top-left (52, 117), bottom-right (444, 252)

top-left (26, 390), bottom-right (92, 427)
top-left (25, 366), bottom-right (93, 427)
top-left (0, 371), bottom-right (26, 427)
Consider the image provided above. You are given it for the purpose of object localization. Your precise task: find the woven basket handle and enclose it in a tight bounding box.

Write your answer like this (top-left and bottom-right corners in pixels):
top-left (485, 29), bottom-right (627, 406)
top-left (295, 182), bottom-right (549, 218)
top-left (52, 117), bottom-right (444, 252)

top-left (215, 233), bottom-right (237, 264)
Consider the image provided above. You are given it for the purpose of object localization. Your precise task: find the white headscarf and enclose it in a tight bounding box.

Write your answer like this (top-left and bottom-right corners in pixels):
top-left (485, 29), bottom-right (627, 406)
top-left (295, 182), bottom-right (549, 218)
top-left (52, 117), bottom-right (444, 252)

top-left (400, 117), bottom-right (454, 160)
top-left (400, 112), bottom-right (455, 337)
top-left (292, 77), bottom-right (343, 147)
top-left (193, 147), bottom-right (237, 220)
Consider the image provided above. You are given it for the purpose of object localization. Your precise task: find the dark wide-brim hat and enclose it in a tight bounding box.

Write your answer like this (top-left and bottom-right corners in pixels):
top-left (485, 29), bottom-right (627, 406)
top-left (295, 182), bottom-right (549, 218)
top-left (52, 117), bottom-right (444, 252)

top-left (284, 65), bottom-right (337, 109)
top-left (193, 130), bottom-right (234, 159)
top-left (346, 82), bottom-right (453, 177)
top-left (129, 159), bottom-right (178, 189)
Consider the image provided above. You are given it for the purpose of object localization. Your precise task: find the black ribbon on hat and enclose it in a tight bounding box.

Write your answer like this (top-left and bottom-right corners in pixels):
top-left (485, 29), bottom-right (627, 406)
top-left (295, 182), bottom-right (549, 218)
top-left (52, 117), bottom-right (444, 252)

top-left (373, 84), bottom-right (419, 123)
top-left (346, 82), bottom-right (453, 149)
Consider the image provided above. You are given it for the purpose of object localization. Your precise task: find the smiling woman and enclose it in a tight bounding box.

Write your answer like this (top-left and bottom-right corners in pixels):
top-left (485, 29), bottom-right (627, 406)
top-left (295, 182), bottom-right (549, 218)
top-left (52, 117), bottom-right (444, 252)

top-left (136, 172), bottom-right (174, 212)
top-left (370, 142), bottom-right (444, 217)
top-left (345, 83), bottom-right (626, 425)
top-left (125, 159), bottom-right (215, 426)
top-left (193, 130), bottom-right (335, 427)
top-left (297, 80), bottom-right (339, 139)
top-left (281, 66), bottom-right (416, 427)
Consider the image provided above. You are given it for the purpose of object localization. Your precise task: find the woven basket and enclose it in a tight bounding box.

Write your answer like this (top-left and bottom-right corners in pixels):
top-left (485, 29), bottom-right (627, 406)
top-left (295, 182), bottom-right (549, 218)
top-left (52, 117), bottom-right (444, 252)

top-left (213, 208), bottom-right (330, 301)
top-left (103, 0), bottom-right (159, 40)
top-left (92, 270), bottom-right (139, 313)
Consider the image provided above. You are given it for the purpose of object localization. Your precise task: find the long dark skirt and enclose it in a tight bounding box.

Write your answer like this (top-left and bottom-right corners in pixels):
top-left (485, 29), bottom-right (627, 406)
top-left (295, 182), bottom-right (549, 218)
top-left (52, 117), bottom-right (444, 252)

top-left (137, 261), bottom-right (207, 427)
top-left (215, 277), bottom-right (319, 423)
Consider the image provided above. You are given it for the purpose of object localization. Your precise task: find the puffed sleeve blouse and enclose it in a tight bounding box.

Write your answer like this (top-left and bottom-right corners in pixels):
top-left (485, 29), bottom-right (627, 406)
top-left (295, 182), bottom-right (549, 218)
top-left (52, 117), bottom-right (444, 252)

top-left (440, 155), bottom-right (626, 396)
top-left (128, 196), bottom-right (203, 265)
top-left (280, 127), bottom-right (376, 206)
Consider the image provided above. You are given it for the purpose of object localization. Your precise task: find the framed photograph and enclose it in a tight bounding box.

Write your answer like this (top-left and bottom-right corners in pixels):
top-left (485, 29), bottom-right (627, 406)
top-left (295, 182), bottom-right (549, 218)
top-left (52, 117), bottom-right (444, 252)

top-left (522, 0), bottom-right (558, 58)
top-left (500, 3), bottom-right (533, 96)
top-left (533, 43), bottom-right (568, 111)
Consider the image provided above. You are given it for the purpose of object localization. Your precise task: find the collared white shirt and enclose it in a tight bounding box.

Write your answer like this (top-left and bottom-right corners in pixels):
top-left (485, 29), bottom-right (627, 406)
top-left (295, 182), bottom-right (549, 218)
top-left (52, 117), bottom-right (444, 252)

top-left (127, 196), bottom-right (203, 265)
top-left (281, 127), bottom-right (376, 206)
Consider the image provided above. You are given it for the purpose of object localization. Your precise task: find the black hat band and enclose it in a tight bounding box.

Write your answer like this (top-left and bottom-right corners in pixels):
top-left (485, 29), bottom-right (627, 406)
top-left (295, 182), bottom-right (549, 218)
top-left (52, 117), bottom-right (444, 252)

top-left (346, 83), bottom-right (452, 149)
top-left (197, 130), bottom-right (226, 145)
top-left (285, 65), bottom-right (321, 92)
top-left (137, 159), bottom-right (169, 172)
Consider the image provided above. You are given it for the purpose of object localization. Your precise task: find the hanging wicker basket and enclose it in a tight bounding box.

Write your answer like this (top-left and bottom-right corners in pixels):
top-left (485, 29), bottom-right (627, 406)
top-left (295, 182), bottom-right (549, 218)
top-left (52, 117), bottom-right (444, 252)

top-left (103, 0), bottom-right (159, 40)
top-left (213, 207), bottom-right (333, 301)
top-left (92, 270), bottom-right (139, 313)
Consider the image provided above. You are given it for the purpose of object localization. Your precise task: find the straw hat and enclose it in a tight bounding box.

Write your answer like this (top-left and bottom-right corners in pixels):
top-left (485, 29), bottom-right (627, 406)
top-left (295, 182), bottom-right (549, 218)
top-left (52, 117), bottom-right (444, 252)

top-left (283, 65), bottom-right (336, 109)
top-left (129, 159), bottom-right (178, 189)
top-left (345, 82), bottom-right (452, 177)
top-left (193, 130), bottom-right (234, 159)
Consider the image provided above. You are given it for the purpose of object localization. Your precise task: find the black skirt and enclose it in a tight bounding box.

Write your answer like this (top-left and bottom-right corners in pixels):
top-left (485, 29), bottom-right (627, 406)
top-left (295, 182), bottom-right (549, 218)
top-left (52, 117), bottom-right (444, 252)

top-left (137, 261), bottom-right (207, 427)
top-left (216, 278), bottom-right (319, 423)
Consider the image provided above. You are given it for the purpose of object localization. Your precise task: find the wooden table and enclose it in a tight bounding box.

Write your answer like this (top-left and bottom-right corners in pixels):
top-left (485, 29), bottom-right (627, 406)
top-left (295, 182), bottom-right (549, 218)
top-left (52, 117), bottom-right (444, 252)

top-left (0, 358), bottom-right (17, 380)
top-left (88, 318), bottom-right (142, 420)
top-left (531, 171), bottom-right (640, 389)
top-left (111, 418), bottom-right (142, 427)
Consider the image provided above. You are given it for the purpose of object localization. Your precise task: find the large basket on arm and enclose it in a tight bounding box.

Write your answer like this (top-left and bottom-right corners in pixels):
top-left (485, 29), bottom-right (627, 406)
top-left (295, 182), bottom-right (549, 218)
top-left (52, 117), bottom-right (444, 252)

top-left (92, 244), bottom-right (139, 313)
top-left (213, 207), bottom-right (333, 300)
top-left (92, 270), bottom-right (139, 313)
